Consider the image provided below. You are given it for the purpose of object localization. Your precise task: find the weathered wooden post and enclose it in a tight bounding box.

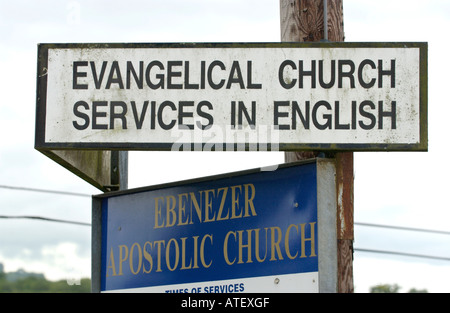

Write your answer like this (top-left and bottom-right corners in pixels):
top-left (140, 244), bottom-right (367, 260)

top-left (280, 0), bottom-right (354, 292)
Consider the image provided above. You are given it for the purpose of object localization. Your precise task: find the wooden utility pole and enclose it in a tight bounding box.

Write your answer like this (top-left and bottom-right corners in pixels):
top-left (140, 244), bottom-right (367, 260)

top-left (280, 0), bottom-right (354, 293)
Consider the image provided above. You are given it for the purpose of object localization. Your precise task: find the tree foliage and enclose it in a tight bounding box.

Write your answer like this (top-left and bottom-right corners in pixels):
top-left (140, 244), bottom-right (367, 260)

top-left (0, 273), bottom-right (91, 293)
top-left (370, 283), bottom-right (428, 293)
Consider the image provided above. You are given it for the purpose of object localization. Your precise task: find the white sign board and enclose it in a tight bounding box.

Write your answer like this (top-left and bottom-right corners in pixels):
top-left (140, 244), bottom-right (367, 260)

top-left (36, 42), bottom-right (427, 151)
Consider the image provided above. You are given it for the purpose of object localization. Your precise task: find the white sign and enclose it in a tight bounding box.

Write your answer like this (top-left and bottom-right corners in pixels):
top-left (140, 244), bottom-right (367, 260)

top-left (36, 43), bottom-right (427, 151)
top-left (103, 273), bottom-right (318, 293)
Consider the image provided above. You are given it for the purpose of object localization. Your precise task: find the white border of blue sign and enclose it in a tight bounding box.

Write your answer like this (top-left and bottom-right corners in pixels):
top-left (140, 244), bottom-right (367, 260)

top-left (92, 159), bottom-right (337, 293)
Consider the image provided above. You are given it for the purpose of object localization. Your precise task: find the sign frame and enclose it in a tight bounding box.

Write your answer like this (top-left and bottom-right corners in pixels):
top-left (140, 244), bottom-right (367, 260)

top-left (36, 42), bottom-right (427, 152)
top-left (91, 159), bottom-right (338, 293)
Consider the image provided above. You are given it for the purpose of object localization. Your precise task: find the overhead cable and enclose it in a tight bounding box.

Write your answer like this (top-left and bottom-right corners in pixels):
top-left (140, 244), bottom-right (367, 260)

top-left (354, 248), bottom-right (450, 262)
top-left (0, 215), bottom-right (90, 227)
top-left (0, 184), bottom-right (91, 198)
top-left (355, 222), bottom-right (450, 236)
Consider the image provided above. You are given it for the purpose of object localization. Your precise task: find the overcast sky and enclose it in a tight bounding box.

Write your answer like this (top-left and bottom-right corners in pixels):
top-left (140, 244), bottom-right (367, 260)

top-left (1, 0), bottom-right (450, 293)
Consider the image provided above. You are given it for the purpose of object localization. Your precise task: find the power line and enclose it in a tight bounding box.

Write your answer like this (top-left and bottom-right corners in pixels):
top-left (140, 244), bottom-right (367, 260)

top-left (0, 215), bottom-right (90, 227)
top-left (1, 183), bottom-right (449, 234)
top-left (2, 184), bottom-right (450, 262)
top-left (0, 184), bottom-right (91, 198)
top-left (355, 222), bottom-right (450, 236)
top-left (3, 214), bottom-right (448, 261)
top-left (1, 216), bottom-right (449, 262)
top-left (2, 183), bottom-right (450, 234)
top-left (354, 248), bottom-right (450, 262)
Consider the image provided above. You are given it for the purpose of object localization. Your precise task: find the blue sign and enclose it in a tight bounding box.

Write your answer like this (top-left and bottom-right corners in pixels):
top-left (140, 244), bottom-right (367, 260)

top-left (94, 161), bottom-right (320, 292)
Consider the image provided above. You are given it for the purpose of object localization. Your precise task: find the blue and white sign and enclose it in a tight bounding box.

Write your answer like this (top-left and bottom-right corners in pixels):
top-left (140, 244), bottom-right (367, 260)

top-left (92, 160), bottom-right (337, 293)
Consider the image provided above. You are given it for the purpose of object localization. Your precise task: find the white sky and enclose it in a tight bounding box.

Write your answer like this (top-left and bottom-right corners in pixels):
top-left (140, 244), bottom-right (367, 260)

top-left (0, 0), bottom-right (450, 293)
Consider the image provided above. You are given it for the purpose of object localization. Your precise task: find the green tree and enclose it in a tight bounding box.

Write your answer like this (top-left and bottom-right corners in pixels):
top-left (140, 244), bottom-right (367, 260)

top-left (0, 274), bottom-right (91, 293)
top-left (370, 284), bottom-right (401, 293)
top-left (408, 288), bottom-right (428, 293)
top-left (370, 284), bottom-right (428, 293)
